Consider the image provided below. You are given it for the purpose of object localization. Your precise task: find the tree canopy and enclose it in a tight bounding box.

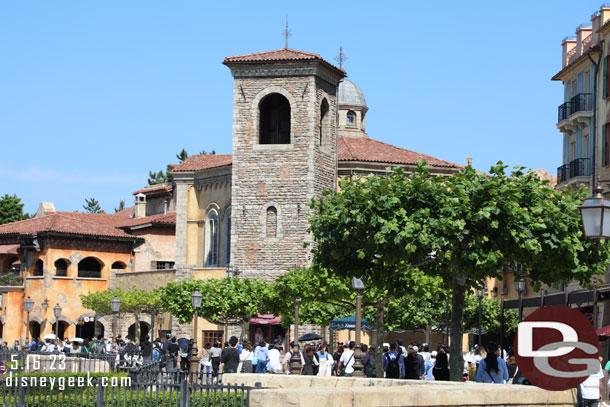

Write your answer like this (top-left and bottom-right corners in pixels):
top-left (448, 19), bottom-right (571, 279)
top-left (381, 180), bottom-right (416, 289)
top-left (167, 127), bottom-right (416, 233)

top-left (0, 194), bottom-right (29, 224)
top-left (82, 197), bottom-right (102, 213)
top-left (309, 162), bottom-right (610, 380)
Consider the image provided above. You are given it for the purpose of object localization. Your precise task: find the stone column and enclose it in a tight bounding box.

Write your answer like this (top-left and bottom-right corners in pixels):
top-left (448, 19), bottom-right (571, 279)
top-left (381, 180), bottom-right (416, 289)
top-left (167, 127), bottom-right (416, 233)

top-left (174, 182), bottom-right (190, 266)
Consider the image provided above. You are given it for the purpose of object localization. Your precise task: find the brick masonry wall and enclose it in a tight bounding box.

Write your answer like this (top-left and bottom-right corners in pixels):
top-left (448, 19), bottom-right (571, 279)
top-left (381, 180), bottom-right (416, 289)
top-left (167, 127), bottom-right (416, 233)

top-left (230, 68), bottom-right (340, 281)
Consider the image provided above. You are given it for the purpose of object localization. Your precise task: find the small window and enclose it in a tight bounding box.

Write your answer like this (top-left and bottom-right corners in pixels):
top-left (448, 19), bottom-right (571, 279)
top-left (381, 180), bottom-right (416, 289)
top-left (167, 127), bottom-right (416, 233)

top-left (55, 259), bottom-right (68, 277)
top-left (206, 210), bottom-right (219, 266)
top-left (266, 206), bottom-right (277, 238)
top-left (111, 261), bottom-right (126, 270)
top-left (34, 260), bottom-right (43, 276)
top-left (346, 111), bottom-right (356, 126)
top-left (225, 214), bottom-right (231, 265)
top-left (155, 261), bottom-right (175, 270)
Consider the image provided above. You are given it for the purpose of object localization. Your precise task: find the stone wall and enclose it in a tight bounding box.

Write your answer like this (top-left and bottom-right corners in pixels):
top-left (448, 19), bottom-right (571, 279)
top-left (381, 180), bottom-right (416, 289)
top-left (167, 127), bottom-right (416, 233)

top-left (223, 374), bottom-right (577, 407)
top-left (228, 62), bottom-right (343, 281)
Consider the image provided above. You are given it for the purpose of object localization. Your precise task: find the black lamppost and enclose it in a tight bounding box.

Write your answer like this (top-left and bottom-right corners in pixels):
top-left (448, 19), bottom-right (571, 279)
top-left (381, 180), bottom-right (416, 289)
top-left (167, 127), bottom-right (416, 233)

top-left (516, 279), bottom-right (526, 322)
top-left (110, 295), bottom-right (121, 345)
top-left (53, 303), bottom-right (62, 342)
top-left (24, 296), bottom-right (34, 346)
top-left (157, 313), bottom-right (164, 338)
top-left (290, 298), bottom-right (302, 375)
top-left (476, 286), bottom-right (484, 348)
top-left (352, 277), bottom-right (365, 377)
top-left (190, 289), bottom-right (203, 380)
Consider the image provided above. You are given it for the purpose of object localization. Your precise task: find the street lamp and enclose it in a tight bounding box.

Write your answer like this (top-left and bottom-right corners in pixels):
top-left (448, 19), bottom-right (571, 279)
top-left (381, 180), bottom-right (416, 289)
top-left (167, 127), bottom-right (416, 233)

top-left (53, 303), bottom-right (62, 342)
top-left (290, 298), bottom-right (302, 375)
top-left (24, 296), bottom-right (34, 346)
top-left (157, 313), bottom-right (164, 337)
top-left (351, 277), bottom-right (365, 377)
top-left (42, 298), bottom-right (49, 312)
top-left (476, 285), bottom-right (484, 348)
top-left (110, 295), bottom-right (121, 345)
top-left (190, 289), bottom-right (203, 381)
top-left (579, 185), bottom-right (610, 239)
top-left (516, 278), bottom-right (527, 322)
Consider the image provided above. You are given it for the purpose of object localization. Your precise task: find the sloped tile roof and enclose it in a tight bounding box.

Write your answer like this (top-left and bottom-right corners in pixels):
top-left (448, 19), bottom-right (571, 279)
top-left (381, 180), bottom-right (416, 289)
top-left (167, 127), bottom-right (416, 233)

top-left (223, 48), bottom-right (345, 75)
top-left (337, 137), bottom-right (463, 169)
top-left (115, 212), bottom-right (176, 229)
top-left (0, 212), bottom-right (138, 240)
top-left (133, 184), bottom-right (173, 196)
top-left (171, 154), bottom-right (232, 172)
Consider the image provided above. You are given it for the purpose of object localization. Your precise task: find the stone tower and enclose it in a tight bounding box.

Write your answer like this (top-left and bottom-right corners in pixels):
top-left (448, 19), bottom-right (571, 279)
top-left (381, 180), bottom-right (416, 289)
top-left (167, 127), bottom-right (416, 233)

top-left (223, 49), bottom-right (345, 279)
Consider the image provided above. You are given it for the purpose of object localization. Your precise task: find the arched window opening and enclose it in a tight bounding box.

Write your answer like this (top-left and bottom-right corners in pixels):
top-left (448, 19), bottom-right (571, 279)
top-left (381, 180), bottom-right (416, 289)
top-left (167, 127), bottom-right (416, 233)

top-left (34, 260), bottom-right (43, 276)
top-left (266, 206), bottom-right (277, 238)
top-left (346, 111), bottom-right (356, 126)
top-left (78, 257), bottom-right (102, 279)
top-left (259, 93), bottom-right (291, 144)
top-left (320, 99), bottom-right (329, 146)
top-left (6, 256), bottom-right (19, 272)
top-left (225, 213), bottom-right (231, 265)
top-left (55, 259), bottom-right (68, 277)
top-left (206, 210), bottom-right (219, 266)
top-left (111, 261), bottom-right (126, 270)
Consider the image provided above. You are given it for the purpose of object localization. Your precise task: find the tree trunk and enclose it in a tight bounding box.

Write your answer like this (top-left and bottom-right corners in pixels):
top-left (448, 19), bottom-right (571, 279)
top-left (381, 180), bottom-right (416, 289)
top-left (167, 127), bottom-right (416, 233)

top-left (134, 313), bottom-right (140, 347)
top-left (424, 324), bottom-right (431, 346)
top-left (449, 273), bottom-right (466, 382)
top-left (375, 297), bottom-right (387, 378)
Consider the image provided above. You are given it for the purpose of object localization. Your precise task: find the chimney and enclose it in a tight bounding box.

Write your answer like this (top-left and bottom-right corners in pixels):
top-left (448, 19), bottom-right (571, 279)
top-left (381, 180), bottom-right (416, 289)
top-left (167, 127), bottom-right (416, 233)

top-left (562, 36), bottom-right (577, 68)
top-left (467, 157), bottom-right (472, 167)
top-left (135, 193), bottom-right (146, 218)
top-left (591, 11), bottom-right (601, 46)
top-left (575, 24), bottom-right (592, 56)
top-left (601, 4), bottom-right (610, 26)
top-left (35, 202), bottom-right (56, 218)
top-left (163, 199), bottom-right (169, 215)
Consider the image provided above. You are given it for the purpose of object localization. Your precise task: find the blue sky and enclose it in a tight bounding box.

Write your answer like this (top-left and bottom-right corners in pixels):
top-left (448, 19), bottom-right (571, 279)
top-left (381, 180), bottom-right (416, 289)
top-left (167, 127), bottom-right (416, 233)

top-left (0, 1), bottom-right (602, 214)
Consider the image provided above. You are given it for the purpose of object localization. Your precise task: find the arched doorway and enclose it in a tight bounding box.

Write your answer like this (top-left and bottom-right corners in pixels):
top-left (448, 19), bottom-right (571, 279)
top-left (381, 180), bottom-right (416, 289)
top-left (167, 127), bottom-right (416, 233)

top-left (128, 321), bottom-right (150, 342)
top-left (78, 322), bottom-right (96, 340)
top-left (29, 321), bottom-right (41, 340)
top-left (51, 321), bottom-right (68, 340)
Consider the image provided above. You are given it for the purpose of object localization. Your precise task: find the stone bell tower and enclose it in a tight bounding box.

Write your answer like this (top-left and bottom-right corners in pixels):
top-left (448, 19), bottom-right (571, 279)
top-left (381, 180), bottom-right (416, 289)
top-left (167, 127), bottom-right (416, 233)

top-left (223, 48), bottom-right (345, 280)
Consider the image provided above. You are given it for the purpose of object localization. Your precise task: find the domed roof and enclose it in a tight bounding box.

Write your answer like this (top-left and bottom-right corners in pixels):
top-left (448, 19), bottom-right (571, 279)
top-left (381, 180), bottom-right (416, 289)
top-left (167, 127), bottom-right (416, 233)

top-left (338, 79), bottom-right (366, 107)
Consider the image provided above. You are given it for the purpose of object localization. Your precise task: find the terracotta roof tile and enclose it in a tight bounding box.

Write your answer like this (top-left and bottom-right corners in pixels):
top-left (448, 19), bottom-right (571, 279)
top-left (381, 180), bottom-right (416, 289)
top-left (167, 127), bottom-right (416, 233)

top-left (337, 137), bottom-right (463, 169)
top-left (133, 184), bottom-right (173, 196)
top-left (223, 48), bottom-right (345, 75)
top-left (171, 154), bottom-right (232, 172)
top-left (115, 212), bottom-right (176, 228)
top-left (0, 212), bottom-right (138, 240)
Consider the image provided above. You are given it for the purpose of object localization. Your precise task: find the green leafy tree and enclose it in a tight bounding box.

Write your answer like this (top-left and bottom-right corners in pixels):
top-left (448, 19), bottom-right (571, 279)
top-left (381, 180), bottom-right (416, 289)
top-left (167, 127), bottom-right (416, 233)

top-left (0, 194), bottom-right (27, 224)
top-left (80, 288), bottom-right (162, 344)
top-left (309, 163), bottom-right (610, 380)
top-left (199, 149), bottom-right (216, 155)
top-left (114, 200), bottom-right (125, 213)
top-left (158, 278), bottom-right (266, 338)
top-left (147, 170), bottom-right (171, 185)
top-left (462, 294), bottom-right (519, 339)
top-left (176, 149), bottom-right (189, 163)
top-left (82, 198), bottom-right (102, 213)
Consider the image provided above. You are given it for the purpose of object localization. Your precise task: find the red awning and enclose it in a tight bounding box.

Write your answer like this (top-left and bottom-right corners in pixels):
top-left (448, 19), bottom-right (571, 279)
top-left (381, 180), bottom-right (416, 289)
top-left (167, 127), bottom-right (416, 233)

top-left (597, 325), bottom-right (610, 338)
top-left (250, 314), bottom-right (281, 325)
top-left (0, 244), bottom-right (19, 255)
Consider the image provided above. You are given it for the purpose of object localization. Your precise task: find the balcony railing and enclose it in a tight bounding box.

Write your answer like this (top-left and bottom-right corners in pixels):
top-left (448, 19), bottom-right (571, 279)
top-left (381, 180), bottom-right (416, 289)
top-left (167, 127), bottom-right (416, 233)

top-left (569, 157), bottom-right (591, 178)
top-left (557, 93), bottom-right (592, 122)
top-left (557, 157), bottom-right (591, 183)
top-left (557, 163), bottom-right (570, 183)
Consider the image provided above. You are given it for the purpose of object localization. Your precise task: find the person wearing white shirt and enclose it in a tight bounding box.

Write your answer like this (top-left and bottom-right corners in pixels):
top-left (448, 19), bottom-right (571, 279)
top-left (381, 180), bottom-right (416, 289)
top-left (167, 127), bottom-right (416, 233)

top-left (337, 341), bottom-right (356, 376)
top-left (267, 345), bottom-right (281, 373)
top-left (580, 363), bottom-right (604, 406)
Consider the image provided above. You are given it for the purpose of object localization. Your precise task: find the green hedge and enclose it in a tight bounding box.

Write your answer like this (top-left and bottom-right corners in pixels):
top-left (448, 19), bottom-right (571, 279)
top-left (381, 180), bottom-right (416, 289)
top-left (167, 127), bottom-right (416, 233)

top-left (0, 389), bottom-right (246, 407)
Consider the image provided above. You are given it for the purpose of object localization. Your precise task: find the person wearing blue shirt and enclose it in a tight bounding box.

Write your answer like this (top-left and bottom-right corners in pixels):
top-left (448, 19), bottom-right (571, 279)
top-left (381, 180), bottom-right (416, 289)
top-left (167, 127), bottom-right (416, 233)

top-left (382, 343), bottom-right (405, 379)
top-left (424, 351), bottom-right (437, 380)
top-left (254, 340), bottom-right (269, 374)
top-left (475, 342), bottom-right (509, 384)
